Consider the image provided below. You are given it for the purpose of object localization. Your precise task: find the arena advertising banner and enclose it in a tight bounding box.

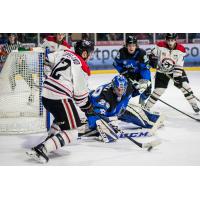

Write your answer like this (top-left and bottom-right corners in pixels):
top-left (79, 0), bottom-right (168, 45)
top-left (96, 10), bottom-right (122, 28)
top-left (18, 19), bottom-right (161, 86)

top-left (88, 43), bottom-right (200, 69)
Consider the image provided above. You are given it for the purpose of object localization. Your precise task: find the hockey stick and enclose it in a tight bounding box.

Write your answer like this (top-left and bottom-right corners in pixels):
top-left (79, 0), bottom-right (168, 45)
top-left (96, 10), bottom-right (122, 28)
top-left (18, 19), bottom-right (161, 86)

top-left (94, 112), bottom-right (161, 151)
top-left (165, 73), bottom-right (200, 103)
top-left (157, 98), bottom-right (200, 122)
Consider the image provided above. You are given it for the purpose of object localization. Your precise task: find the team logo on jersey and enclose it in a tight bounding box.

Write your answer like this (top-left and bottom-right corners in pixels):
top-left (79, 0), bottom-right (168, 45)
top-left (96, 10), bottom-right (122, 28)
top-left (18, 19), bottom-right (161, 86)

top-left (123, 60), bottom-right (127, 65)
top-left (160, 58), bottom-right (175, 73)
top-left (99, 99), bottom-right (106, 106)
top-left (162, 52), bottom-right (166, 57)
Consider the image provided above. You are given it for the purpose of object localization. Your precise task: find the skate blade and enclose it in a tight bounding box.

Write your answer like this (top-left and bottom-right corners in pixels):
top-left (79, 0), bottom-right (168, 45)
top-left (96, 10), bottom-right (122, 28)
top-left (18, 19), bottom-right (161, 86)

top-left (26, 150), bottom-right (48, 164)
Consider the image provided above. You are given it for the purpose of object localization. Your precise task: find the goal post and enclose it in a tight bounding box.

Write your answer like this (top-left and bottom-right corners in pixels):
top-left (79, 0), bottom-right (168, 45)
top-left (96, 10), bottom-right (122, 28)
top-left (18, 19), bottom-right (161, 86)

top-left (0, 49), bottom-right (48, 134)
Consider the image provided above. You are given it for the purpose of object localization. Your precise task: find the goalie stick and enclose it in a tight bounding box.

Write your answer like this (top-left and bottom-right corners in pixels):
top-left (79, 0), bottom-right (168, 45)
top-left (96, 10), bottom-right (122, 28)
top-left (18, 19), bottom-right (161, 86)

top-left (94, 112), bottom-right (161, 151)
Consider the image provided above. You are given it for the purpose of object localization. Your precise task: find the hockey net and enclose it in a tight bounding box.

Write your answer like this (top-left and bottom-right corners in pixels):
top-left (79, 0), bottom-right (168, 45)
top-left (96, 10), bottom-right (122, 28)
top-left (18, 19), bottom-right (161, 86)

top-left (0, 49), bottom-right (47, 134)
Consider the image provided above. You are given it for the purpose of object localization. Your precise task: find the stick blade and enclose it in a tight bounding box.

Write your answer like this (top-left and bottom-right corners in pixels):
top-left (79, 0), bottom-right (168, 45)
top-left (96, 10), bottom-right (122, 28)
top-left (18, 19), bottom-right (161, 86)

top-left (143, 139), bottom-right (162, 151)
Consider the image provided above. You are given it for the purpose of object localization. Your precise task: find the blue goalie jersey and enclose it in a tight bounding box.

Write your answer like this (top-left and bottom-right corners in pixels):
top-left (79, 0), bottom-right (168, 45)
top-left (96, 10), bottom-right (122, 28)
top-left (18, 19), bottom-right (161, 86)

top-left (88, 82), bottom-right (138, 129)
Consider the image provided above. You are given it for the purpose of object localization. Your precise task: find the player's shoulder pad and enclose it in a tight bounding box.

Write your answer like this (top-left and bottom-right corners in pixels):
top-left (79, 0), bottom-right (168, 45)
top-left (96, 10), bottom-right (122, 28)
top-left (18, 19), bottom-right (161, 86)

top-left (137, 48), bottom-right (149, 63)
top-left (62, 40), bottom-right (71, 48)
top-left (137, 48), bottom-right (146, 56)
top-left (117, 47), bottom-right (128, 58)
top-left (67, 50), bottom-right (91, 76)
top-left (156, 41), bottom-right (168, 48)
top-left (175, 43), bottom-right (186, 53)
top-left (46, 36), bottom-right (56, 43)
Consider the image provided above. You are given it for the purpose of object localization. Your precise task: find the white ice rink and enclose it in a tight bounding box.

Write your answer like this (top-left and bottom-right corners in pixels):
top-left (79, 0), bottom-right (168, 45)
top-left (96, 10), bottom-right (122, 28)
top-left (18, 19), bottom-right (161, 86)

top-left (0, 71), bottom-right (200, 166)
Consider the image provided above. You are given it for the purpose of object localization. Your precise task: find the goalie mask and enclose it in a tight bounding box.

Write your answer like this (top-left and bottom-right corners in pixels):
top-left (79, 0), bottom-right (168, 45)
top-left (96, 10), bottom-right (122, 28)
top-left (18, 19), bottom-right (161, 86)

top-left (112, 75), bottom-right (128, 101)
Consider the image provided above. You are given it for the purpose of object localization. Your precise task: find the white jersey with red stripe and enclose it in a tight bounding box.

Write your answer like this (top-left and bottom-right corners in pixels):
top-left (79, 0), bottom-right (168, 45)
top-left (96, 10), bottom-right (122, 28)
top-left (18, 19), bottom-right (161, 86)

top-left (42, 50), bottom-right (90, 109)
top-left (41, 36), bottom-right (71, 52)
top-left (152, 41), bottom-right (186, 75)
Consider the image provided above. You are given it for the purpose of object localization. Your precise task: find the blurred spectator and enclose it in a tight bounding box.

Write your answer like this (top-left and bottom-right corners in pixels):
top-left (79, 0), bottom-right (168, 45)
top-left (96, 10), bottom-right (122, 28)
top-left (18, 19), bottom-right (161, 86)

top-left (17, 33), bottom-right (37, 44)
top-left (188, 33), bottom-right (200, 43)
top-left (82, 33), bottom-right (90, 40)
top-left (41, 33), bottom-right (71, 53)
top-left (0, 33), bottom-right (7, 44)
top-left (2, 33), bottom-right (21, 56)
top-left (155, 33), bottom-right (165, 40)
top-left (69, 33), bottom-right (94, 42)
top-left (97, 33), bottom-right (123, 41)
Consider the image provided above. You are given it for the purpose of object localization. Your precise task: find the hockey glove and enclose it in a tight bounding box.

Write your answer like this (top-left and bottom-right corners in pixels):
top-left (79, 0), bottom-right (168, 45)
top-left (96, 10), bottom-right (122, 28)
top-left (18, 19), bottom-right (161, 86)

top-left (148, 54), bottom-right (158, 68)
top-left (137, 79), bottom-right (151, 94)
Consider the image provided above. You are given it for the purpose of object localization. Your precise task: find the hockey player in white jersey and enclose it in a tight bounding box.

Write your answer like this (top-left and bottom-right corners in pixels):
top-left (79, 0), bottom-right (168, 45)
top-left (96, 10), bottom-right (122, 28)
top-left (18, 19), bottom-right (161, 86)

top-left (26, 40), bottom-right (94, 163)
top-left (145, 33), bottom-right (200, 114)
top-left (41, 33), bottom-right (71, 52)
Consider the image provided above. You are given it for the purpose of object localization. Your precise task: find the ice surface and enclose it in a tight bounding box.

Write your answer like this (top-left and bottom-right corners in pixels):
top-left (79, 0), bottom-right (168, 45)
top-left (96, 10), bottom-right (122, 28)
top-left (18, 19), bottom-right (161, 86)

top-left (0, 71), bottom-right (200, 165)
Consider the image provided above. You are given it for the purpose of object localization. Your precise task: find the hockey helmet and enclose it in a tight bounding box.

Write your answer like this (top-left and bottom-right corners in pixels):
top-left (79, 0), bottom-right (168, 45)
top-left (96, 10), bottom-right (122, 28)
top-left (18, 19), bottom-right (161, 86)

top-left (165, 33), bottom-right (177, 40)
top-left (112, 75), bottom-right (128, 98)
top-left (126, 35), bottom-right (137, 45)
top-left (74, 40), bottom-right (94, 57)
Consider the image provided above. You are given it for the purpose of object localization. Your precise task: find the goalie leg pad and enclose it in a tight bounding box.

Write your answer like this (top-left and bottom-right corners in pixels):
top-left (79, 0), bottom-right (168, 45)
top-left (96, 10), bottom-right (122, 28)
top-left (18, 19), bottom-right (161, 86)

top-left (120, 103), bottom-right (165, 134)
top-left (121, 103), bottom-right (155, 128)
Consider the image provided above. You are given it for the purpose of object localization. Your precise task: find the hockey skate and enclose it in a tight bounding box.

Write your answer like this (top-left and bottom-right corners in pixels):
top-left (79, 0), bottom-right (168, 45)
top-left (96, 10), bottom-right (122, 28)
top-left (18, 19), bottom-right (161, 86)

top-left (26, 144), bottom-right (49, 164)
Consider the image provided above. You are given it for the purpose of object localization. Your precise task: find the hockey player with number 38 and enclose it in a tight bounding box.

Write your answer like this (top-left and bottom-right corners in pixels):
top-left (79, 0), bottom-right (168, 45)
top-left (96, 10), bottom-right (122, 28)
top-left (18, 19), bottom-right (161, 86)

top-left (84, 75), bottom-right (164, 143)
top-left (145, 33), bottom-right (200, 114)
top-left (26, 40), bottom-right (94, 163)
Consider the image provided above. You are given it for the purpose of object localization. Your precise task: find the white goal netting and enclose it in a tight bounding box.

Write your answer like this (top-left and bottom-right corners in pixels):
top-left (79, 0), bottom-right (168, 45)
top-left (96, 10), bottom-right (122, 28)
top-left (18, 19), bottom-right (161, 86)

top-left (0, 50), bottom-right (47, 134)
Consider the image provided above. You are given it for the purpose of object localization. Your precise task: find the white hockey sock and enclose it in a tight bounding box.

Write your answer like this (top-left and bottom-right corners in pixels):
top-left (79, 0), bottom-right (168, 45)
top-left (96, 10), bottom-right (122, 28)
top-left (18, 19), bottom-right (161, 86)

top-left (181, 82), bottom-right (198, 106)
top-left (44, 129), bottom-right (78, 153)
